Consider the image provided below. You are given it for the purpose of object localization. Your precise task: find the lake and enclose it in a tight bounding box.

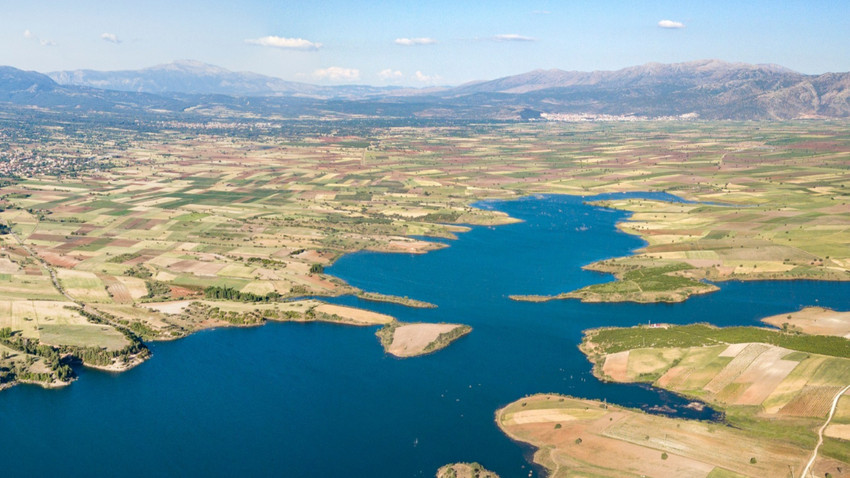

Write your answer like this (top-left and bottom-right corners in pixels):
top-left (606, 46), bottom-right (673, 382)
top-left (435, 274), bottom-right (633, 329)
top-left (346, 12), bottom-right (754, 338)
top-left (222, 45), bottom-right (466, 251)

top-left (1, 194), bottom-right (847, 477)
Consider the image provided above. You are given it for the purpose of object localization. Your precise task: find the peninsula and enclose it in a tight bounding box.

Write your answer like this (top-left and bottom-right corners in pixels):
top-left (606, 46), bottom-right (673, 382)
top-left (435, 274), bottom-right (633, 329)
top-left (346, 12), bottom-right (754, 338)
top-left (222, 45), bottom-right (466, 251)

top-left (1, 118), bottom-right (848, 395)
top-left (498, 310), bottom-right (850, 477)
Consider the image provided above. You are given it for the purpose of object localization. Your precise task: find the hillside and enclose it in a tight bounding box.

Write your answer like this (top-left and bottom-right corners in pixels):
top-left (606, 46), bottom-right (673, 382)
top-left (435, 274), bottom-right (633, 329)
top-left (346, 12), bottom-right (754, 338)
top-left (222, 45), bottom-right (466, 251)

top-left (3, 60), bottom-right (849, 120)
top-left (49, 60), bottom-right (397, 99)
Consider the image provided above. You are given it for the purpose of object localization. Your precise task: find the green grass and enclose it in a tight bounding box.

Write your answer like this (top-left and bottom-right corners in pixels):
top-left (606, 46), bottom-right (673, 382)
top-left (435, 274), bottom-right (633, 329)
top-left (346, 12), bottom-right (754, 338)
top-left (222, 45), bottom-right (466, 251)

top-left (832, 396), bottom-right (850, 425)
top-left (106, 252), bottom-right (142, 264)
top-left (0, 277), bottom-right (66, 301)
top-left (570, 262), bottom-right (713, 301)
top-left (423, 324), bottom-right (472, 353)
top-left (585, 324), bottom-right (850, 359)
top-left (706, 468), bottom-right (749, 478)
top-left (157, 191), bottom-right (271, 209)
top-left (75, 237), bottom-right (112, 251)
top-left (781, 351), bottom-right (810, 362)
top-left (809, 357), bottom-right (850, 385)
top-left (621, 264), bottom-right (704, 292)
top-left (723, 406), bottom-right (818, 449)
top-left (84, 200), bottom-right (127, 210)
top-left (102, 208), bottom-right (133, 216)
top-left (38, 324), bottom-right (128, 351)
top-left (170, 274), bottom-right (249, 290)
top-left (821, 437), bottom-right (850, 463)
top-left (174, 212), bottom-right (210, 222)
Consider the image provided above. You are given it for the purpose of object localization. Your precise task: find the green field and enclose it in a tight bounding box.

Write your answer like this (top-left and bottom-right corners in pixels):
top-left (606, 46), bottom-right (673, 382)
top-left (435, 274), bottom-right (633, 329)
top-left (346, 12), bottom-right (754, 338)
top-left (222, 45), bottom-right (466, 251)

top-left (1, 119), bottom-right (849, 394)
top-left (580, 321), bottom-right (850, 465)
top-left (583, 323), bottom-right (850, 358)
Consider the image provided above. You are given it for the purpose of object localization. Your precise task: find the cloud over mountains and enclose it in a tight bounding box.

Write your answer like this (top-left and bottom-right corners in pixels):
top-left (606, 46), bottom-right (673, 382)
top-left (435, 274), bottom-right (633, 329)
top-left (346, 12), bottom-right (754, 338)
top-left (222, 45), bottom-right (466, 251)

top-left (246, 36), bottom-right (322, 50)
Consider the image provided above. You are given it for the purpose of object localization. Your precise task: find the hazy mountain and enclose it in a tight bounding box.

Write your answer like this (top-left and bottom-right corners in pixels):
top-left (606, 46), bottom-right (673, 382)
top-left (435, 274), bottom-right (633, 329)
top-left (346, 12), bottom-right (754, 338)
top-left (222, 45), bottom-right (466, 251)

top-left (447, 60), bottom-right (799, 95)
top-left (0, 66), bottom-right (188, 111)
top-left (441, 60), bottom-right (850, 119)
top-left (3, 60), bottom-right (850, 120)
top-left (49, 60), bottom-right (398, 99)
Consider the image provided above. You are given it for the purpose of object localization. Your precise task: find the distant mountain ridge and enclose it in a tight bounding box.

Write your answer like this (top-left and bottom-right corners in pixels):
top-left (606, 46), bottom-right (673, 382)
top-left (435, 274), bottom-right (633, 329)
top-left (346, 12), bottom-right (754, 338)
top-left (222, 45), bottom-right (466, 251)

top-left (448, 60), bottom-right (800, 94)
top-left (440, 59), bottom-right (850, 119)
top-left (48, 60), bottom-right (398, 99)
top-left (1, 59), bottom-right (848, 120)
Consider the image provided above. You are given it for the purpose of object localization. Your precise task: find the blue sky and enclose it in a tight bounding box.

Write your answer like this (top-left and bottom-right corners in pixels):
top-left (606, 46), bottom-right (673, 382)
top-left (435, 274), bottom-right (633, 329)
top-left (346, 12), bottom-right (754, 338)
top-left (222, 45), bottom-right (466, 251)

top-left (3, 0), bottom-right (849, 85)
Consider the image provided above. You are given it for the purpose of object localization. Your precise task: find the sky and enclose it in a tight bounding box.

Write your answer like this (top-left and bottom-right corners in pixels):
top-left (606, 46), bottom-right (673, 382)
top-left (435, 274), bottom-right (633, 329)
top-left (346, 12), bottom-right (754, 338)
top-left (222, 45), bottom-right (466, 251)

top-left (3, 0), bottom-right (849, 86)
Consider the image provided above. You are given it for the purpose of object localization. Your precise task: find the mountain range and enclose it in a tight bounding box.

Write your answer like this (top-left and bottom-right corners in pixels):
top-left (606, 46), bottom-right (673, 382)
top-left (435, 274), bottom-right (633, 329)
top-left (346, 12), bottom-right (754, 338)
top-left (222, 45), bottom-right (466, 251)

top-left (1, 59), bottom-right (848, 120)
top-left (47, 60), bottom-right (399, 99)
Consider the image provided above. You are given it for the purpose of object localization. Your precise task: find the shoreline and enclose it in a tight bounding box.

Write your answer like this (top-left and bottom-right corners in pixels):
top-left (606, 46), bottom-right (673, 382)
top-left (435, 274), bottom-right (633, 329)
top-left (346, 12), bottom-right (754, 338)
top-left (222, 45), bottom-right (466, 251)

top-left (3, 190), bottom-right (849, 390)
top-left (501, 191), bottom-right (850, 304)
top-left (355, 291), bottom-right (438, 309)
top-left (495, 393), bottom-right (814, 478)
top-left (376, 321), bottom-right (471, 358)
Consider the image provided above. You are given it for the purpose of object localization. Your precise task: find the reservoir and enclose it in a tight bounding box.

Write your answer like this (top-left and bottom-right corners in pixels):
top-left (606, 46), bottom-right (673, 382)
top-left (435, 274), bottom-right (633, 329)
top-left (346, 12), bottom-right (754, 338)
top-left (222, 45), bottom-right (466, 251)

top-left (0, 194), bottom-right (847, 477)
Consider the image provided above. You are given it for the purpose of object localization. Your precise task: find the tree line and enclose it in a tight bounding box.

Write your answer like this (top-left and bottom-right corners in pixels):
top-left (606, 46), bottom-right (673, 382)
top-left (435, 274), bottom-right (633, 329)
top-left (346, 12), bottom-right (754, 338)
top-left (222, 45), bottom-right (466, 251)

top-left (204, 286), bottom-right (282, 302)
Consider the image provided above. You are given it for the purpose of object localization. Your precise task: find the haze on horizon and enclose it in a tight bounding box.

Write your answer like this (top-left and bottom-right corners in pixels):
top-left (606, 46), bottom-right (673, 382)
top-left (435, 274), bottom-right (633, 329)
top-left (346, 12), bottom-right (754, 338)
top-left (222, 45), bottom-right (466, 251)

top-left (3, 0), bottom-right (848, 86)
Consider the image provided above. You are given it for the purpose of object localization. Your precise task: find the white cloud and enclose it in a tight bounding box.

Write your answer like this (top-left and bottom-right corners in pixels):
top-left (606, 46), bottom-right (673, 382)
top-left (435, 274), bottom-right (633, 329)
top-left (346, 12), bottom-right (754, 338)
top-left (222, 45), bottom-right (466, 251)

top-left (313, 66), bottom-right (360, 82)
top-left (493, 33), bottom-right (536, 42)
top-left (245, 36), bottom-right (321, 50)
top-left (414, 71), bottom-right (441, 83)
top-left (658, 19), bottom-right (685, 29)
top-left (378, 69), bottom-right (403, 80)
top-left (101, 32), bottom-right (121, 44)
top-left (394, 37), bottom-right (436, 46)
top-left (23, 29), bottom-right (55, 46)
top-left (532, 10), bottom-right (551, 15)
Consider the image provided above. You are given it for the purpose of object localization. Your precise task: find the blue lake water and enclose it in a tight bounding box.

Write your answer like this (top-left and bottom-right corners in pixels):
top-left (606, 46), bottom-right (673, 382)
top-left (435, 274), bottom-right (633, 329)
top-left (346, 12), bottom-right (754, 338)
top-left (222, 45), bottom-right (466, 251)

top-left (1, 194), bottom-right (848, 477)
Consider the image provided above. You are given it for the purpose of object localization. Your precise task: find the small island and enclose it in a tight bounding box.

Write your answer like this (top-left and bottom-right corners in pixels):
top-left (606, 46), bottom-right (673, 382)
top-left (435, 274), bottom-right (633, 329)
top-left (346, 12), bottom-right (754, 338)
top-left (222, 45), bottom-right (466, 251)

top-left (376, 321), bottom-right (471, 358)
top-left (436, 462), bottom-right (499, 478)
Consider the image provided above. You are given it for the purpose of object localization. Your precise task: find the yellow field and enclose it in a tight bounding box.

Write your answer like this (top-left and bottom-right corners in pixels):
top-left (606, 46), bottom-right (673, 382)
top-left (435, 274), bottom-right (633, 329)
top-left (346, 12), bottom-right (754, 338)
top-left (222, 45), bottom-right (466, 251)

top-left (0, 300), bottom-right (128, 350)
top-left (762, 307), bottom-right (850, 338)
top-left (498, 394), bottom-right (810, 478)
top-left (600, 342), bottom-right (850, 419)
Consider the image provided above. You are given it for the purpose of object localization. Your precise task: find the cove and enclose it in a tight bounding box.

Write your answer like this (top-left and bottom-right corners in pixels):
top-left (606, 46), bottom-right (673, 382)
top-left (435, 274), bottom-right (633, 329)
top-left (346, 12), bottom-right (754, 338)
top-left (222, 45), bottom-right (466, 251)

top-left (0, 194), bottom-right (848, 478)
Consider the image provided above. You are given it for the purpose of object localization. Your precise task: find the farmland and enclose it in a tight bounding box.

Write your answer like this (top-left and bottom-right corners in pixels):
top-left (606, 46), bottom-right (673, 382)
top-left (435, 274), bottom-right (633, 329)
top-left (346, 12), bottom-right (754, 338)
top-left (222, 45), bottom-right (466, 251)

top-left (497, 394), bottom-right (817, 478)
top-left (375, 321), bottom-right (471, 357)
top-left (761, 307), bottom-right (850, 338)
top-left (499, 317), bottom-right (850, 477)
top-left (573, 319), bottom-right (850, 476)
top-left (0, 117), bottom-right (849, 390)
